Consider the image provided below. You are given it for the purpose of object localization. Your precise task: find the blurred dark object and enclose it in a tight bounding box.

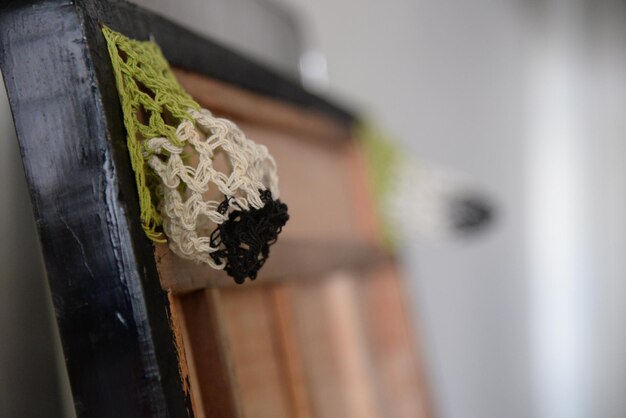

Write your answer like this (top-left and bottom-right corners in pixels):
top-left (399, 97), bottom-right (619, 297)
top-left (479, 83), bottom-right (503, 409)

top-left (450, 195), bottom-right (494, 234)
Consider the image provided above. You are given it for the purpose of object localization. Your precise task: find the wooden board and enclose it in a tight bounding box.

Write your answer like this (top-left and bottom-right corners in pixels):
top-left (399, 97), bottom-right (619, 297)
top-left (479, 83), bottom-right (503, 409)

top-left (175, 290), bottom-right (243, 418)
top-left (357, 263), bottom-right (434, 418)
top-left (219, 287), bottom-right (294, 418)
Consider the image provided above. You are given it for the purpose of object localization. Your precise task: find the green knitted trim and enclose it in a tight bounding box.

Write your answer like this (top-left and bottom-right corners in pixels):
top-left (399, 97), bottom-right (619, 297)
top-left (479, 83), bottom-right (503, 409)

top-left (357, 121), bottom-right (404, 250)
top-left (102, 26), bottom-right (200, 242)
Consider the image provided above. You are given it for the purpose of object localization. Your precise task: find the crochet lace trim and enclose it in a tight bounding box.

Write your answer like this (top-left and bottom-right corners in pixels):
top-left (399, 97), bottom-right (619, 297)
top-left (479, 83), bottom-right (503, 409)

top-left (102, 26), bottom-right (288, 283)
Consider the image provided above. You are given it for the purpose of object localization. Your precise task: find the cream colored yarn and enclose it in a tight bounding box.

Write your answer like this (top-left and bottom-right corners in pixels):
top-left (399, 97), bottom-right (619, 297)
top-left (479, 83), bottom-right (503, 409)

top-left (102, 26), bottom-right (285, 277)
top-left (145, 107), bottom-right (279, 268)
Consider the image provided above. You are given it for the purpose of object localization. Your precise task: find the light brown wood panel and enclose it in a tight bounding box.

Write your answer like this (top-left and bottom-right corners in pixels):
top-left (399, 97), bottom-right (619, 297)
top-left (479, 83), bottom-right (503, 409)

top-left (269, 286), bottom-right (315, 418)
top-left (288, 274), bottom-right (383, 418)
top-left (357, 264), bottom-right (434, 418)
top-left (219, 287), bottom-right (293, 418)
top-left (343, 140), bottom-right (382, 244)
top-left (157, 238), bottom-right (389, 293)
top-left (174, 68), bottom-right (350, 145)
top-left (175, 290), bottom-right (243, 418)
top-left (238, 123), bottom-right (357, 243)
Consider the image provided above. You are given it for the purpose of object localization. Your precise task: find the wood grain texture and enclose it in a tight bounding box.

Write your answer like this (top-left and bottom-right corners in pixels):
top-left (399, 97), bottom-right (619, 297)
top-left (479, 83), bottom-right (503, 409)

top-left (176, 290), bottom-right (243, 418)
top-left (219, 287), bottom-right (293, 418)
top-left (285, 274), bottom-right (381, 418)
top-left (269, 286), bottom-right (315, 418)
top-left (357, 264), bottom-right (434, 418)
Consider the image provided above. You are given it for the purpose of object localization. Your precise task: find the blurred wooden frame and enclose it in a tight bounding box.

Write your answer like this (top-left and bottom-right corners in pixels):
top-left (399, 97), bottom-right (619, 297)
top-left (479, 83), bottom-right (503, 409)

top-left (0, 0), bottom-right (433, 417)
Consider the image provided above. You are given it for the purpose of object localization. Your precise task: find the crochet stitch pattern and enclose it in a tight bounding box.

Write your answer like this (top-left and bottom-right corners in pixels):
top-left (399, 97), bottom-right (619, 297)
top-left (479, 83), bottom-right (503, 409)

top-left (102, 26), bottom-right (288, 283)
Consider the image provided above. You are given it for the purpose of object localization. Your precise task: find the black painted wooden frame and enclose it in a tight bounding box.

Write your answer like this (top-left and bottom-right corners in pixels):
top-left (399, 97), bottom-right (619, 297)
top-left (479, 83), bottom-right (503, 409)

top-left (0, 0), bottom-right (354, 417)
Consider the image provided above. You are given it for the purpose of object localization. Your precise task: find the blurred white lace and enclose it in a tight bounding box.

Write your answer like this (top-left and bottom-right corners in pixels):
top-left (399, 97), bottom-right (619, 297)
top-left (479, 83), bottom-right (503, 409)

top-left (385, 160), bottom-right (494, 241)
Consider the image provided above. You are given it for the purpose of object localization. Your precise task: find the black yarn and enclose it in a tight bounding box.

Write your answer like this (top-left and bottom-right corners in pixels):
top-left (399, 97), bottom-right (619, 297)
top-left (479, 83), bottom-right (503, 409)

top-left (209, 190), bottom-right (289, 284)
top-left (450, 195), bottom-right (493, 233)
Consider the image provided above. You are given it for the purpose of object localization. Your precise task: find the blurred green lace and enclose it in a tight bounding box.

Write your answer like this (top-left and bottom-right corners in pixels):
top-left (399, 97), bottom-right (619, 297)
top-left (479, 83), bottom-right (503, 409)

top-left (357, 121), bottom-right (405, 250)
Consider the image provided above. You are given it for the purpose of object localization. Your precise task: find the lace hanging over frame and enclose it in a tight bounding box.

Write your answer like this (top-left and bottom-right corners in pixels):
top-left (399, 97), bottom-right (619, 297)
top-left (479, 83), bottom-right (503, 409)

top-left (102, 26), bottom-right (289, 284)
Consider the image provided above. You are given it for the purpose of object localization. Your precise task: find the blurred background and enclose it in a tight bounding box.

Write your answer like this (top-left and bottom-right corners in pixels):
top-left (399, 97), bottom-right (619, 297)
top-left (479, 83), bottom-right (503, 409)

top-left (2, 0), bottom-right (626, 417)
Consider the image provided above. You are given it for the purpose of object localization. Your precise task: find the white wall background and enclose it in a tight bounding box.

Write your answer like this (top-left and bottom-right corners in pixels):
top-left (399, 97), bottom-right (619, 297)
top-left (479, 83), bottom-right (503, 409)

top-left (0, 74), bottom-right (73, 417)
top-left (3, 1), bottom-right (626, 417)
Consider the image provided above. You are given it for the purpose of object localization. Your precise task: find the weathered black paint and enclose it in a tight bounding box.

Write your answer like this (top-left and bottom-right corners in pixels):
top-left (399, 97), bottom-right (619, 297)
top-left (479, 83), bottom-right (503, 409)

top-left (0, 0), bottom-right (353, 417)
top-left (0, 1), bottom-right (192, 417)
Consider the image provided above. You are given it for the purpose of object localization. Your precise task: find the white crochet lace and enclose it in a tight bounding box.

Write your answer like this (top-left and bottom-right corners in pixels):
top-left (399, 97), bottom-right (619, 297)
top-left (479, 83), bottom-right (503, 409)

top-left (144, 108), bottom-right (280, 268)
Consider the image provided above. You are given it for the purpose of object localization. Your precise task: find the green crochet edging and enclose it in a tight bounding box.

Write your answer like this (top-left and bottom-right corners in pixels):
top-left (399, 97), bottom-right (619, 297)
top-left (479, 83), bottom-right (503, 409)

top-left (102, 26), bottom-right (200, 242)
top-left (357, 121), bottom-right (405, 250)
